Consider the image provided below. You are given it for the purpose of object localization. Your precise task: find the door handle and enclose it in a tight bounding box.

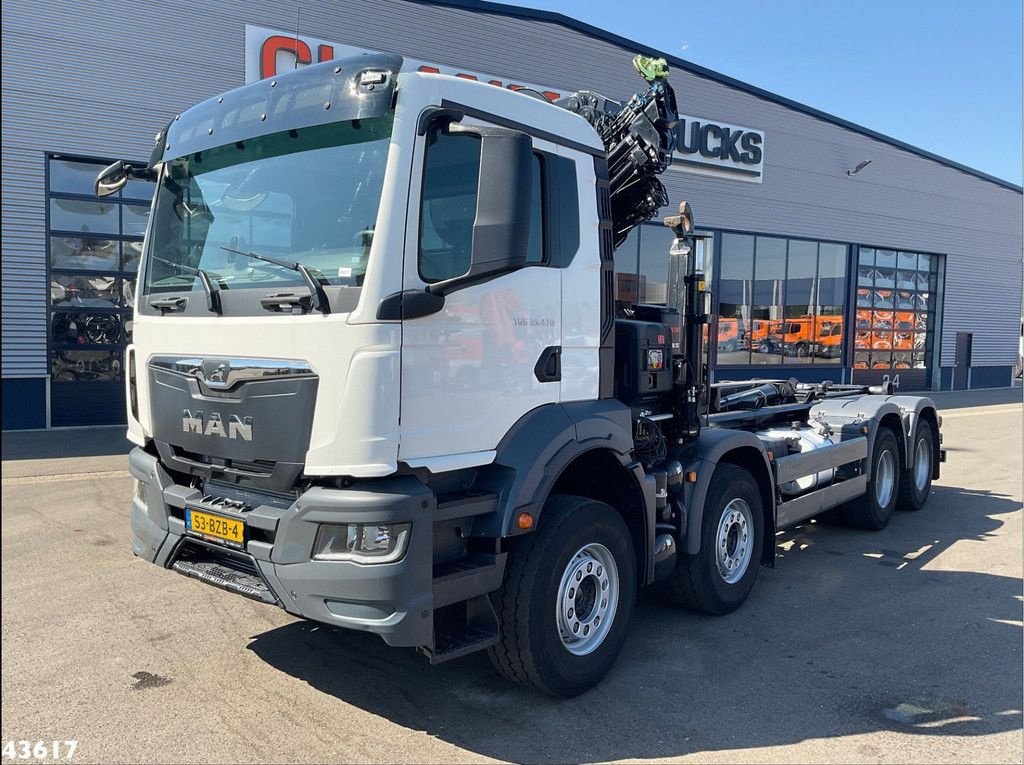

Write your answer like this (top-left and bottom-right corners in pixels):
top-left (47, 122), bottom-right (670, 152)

top-left (534, 346), bottom-right (562, 383)
top-left (149, 296), bottom-right (187, 313)
top-left (260, 292), bottom-right (312, 313)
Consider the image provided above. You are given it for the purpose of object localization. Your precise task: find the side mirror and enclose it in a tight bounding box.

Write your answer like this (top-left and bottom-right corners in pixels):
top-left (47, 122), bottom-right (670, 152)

top-left (95, 160), bottom-right (130, 197)
top-left (94, 160), bottom-right (157, 197)
top-left (428, 124), bottom-right (533, 296)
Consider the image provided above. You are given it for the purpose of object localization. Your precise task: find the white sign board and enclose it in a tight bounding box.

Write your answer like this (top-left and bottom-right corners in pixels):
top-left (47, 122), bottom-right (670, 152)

top-left (670, 115), bottom-right (765, 183)
top-left (244, 24), bottom-right (565, 99)
top-left (244, 25), bottom-right (765, 182)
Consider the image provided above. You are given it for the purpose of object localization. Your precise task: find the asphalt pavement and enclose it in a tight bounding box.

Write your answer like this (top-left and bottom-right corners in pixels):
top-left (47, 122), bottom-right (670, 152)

top-left (1, 388), bottom-right (1021, 764)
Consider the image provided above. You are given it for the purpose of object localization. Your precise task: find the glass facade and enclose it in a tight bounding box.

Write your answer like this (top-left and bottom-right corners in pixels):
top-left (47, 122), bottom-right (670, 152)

top-left (854, 247), bottom-right (939, 371)
top-left (717, 233), bottom-right (848, 366)
top-left (617, 227), bottom-right (943, 382)
top-left (47, 155), bottom-right (152, 385)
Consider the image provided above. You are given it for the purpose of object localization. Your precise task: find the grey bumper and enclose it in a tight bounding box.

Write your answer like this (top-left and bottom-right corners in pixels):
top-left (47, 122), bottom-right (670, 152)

top-left (128, 447), bottom-right (435, 647)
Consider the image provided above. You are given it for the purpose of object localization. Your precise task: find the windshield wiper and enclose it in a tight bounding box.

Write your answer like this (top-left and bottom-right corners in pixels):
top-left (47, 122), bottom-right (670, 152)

top-left (149, 255), bottom-right (223, 315)
top-left (220, 246), bottom-right (331, 315)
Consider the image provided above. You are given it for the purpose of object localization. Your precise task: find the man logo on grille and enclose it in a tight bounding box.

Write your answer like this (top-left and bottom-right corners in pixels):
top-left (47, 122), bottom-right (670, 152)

top-left (182, 410), bottom-right (253, 441)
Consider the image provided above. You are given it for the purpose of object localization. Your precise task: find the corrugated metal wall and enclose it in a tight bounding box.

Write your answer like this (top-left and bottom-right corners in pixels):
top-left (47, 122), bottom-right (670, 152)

top-left (3, 0), bottom-right (1021, 382)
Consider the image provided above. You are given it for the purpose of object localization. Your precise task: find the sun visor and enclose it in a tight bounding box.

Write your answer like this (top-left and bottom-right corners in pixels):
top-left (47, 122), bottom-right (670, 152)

top-left (156, 53), bottom-right (402, 164)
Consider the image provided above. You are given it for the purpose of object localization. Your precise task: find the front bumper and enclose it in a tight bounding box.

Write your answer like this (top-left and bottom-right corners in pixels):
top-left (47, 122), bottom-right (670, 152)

top-left (128, 447), bottom-right (435, 647)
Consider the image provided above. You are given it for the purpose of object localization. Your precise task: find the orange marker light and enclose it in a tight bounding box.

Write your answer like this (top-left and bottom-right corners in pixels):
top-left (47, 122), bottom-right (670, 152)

top-left (517, 512), bottom-right (534, 530)
top-left (686, 471), bottom-right (698, 483)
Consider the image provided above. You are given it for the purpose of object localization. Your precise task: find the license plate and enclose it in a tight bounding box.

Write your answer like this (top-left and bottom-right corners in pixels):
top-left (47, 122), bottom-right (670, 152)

top-left (185, 508), bottom-right (245, 547)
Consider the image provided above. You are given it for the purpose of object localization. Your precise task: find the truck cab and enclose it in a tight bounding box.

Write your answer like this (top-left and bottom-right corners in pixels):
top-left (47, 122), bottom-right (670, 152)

top-left (110, 54), bottom-right (944, 698)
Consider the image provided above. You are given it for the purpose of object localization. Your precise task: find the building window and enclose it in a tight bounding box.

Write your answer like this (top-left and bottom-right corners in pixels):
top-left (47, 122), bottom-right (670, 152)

top-left (717, 233), bottom-right (848, 366)
top-left (854, 247), bottom-right (940, 371)
top-left (47, 155), bottom-right (153, 383)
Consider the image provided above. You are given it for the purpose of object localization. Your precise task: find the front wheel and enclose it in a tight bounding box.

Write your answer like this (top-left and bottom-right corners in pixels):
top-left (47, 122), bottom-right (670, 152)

top-left (488, 495), bottom-right (636, 697)
top-left (664, 464), bottom-right (764, 615)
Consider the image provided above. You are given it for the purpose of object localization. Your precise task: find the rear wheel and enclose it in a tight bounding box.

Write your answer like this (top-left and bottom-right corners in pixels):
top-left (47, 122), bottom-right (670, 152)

top-left (664, 464), bottom-right (764, 615)
top-left (488, 495), bottom-right (636, 697)
top-left (842, 427), bottom-right (900, 529)
top-left (898, 420), bottom-right (934, 511)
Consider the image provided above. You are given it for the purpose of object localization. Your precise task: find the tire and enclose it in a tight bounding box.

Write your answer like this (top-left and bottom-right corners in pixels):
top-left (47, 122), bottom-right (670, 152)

top-left (842, 427), bottom-right (900, 529)
top-left (898, 420), bottom-right (934, 511)
top-left (488, 495), bottom-right (637, 697)
top-left (664, 465), bottom-right (764, 615)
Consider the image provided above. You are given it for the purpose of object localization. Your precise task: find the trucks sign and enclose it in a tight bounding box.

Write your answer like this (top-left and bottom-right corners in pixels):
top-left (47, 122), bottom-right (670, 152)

top-left (244, 25), bottom-right (765, 182)
top-left (672, 115), bottom-right (765, 183)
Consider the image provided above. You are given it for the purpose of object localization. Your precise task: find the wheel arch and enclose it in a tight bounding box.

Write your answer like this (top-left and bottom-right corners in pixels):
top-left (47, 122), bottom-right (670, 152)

top-left (877, 412), bottom-right (907, 471)
top-left (885, 396), bottom-right (941, 481)
top-left (682, 429), bottom-right (775, 564)
top-left (548, 447), bottom-right (654, 584)
top-left (916, 406), bottom-right (941, 480)
top-left (477, 401), bottom-right (656, 583)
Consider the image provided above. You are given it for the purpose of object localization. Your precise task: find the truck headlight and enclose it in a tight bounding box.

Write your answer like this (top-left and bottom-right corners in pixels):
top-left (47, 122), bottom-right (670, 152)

top-left (313, 522), bottom-right (411, 564)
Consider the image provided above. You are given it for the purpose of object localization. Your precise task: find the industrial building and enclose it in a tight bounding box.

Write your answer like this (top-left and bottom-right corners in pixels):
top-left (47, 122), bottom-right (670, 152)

top-left (2, 0), bottom-right (1021, 428)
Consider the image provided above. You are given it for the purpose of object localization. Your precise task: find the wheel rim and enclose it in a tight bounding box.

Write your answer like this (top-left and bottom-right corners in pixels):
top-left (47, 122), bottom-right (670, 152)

top-left (875, 449), bottom-right (896, 507)
top-left (715, 499), bottom-right (753, 585)
top-left (914, 436), bottom-right (931, 491)
top-left (556, 543), bottom-right (618, 656)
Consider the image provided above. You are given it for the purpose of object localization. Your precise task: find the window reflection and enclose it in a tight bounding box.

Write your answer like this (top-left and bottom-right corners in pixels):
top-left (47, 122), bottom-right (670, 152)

top-left (717, 233), bottom-right (755, 365)
top-left (853, 246), bottom-right (939, 373)
top-left (49, 159), bottom-right (106, 196)
top-left (717, 235), bottom-right (847, 366)
top-left (50, 236), bottom-right (119, 271)
top-left (51, 274), bottom-right (120, 308)
top-left (122, 204), bottom-right (151, 237)
top-left (638, 226), bottom-right (675, 304)
top-left (122, 240), bottom-right (143, 272)
top-left (48, 155), bottom-right (155, 384)
top-left (51, 350), bottom-right (122, 382)
top-left (49, 198), bottom-right (119, 235)
top-left (51, 312), bottom-right (125, 345)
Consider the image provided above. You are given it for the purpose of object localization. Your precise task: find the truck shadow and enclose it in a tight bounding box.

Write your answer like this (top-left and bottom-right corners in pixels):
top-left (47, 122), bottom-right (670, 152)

top-left (247, 484), bottom-right (1022, 763)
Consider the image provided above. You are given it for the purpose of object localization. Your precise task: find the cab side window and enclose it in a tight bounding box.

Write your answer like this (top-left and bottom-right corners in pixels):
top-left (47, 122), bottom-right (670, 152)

top-left (418, 126), bottom-right (575, 282)
top-left (419, 130), bottom-right (481, 283)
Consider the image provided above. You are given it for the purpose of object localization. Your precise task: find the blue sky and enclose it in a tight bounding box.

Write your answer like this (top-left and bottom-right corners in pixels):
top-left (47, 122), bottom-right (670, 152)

top-left (512, 0), bottom-right (1023, 186)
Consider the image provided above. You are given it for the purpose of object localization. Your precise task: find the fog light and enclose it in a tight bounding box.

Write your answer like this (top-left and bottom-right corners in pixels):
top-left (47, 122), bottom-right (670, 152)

top-left (134, 478), bottom-right (147, 507)
top-left (313, 522), bottom-right (411, 564)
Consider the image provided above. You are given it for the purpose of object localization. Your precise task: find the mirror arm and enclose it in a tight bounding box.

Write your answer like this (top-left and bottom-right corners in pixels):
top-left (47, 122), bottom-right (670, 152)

top-left (130, 166), bottom-right (159, 182)
top-left (417, 106), bottom-right (464, 135)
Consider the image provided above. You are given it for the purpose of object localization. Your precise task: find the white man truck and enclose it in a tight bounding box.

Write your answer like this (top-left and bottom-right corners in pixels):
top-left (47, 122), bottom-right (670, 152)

top-left (99, 53), bottom-right (945, 697)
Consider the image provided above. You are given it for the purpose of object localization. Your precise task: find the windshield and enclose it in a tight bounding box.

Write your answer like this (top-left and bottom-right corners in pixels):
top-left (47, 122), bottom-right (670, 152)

top-left (143, 116), bottom-right (392, 298)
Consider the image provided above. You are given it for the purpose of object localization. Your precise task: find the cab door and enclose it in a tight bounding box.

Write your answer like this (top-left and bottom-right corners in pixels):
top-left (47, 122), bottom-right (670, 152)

top-left (397, 114), bottom-right (562, 467)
